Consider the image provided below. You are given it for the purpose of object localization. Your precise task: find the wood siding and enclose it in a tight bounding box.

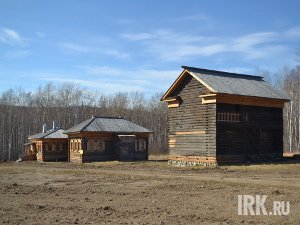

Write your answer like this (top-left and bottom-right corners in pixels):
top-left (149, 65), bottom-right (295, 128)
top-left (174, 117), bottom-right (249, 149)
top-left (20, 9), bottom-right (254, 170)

top-left (216, 103), bottom-right (283, 163)
top-left (167, 75), bottom-right (216, 160)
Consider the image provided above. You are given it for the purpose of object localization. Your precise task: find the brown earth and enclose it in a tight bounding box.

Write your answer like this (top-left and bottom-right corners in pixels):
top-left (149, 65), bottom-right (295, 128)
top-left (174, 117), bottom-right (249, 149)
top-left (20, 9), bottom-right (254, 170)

top-left (0, 161), bottom-right (299, 225)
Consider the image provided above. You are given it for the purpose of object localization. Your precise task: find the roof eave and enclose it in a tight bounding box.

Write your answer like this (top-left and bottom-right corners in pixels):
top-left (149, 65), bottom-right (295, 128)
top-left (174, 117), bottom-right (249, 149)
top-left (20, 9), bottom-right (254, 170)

top-left (161, 69), bottom-right (216, 101)
top-left (215, 92), bottom-right (290, 102)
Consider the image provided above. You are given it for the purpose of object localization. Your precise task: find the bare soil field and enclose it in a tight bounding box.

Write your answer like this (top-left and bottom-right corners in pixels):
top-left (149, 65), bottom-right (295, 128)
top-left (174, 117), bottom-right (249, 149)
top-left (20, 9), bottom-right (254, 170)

top-left (0, 161), bottom-right (299, 225)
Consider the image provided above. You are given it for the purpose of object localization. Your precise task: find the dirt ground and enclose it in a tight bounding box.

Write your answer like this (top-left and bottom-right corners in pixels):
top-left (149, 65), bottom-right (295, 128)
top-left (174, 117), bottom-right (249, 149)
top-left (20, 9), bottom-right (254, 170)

top-left (0, 161), bottom-right (299, 225)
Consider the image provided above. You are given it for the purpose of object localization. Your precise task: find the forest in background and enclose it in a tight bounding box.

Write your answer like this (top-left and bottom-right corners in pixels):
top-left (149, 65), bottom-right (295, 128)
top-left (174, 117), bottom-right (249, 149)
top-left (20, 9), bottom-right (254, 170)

top-left (0, 85), bottom-right (168, 160)
top-left (0, 62), bottom-right (299, 161)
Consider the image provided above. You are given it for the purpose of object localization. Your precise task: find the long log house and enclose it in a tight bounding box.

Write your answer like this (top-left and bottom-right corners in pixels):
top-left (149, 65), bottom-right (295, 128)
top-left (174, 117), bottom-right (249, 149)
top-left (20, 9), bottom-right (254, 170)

top-left (161, 66), bottom-right (290, 166)
top-left (64, 116), bottom-right (152, 163)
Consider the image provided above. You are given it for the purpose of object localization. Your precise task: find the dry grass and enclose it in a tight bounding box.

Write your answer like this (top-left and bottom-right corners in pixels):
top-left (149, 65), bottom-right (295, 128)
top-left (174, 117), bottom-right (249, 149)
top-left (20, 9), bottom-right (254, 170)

top-left (224, 162), bottom-right (300, 172)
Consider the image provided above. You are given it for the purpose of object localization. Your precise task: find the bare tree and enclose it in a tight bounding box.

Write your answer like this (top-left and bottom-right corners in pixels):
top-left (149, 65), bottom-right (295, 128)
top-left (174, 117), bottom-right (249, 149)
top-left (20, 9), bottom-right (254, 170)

top-left (0, 83), bottom-right (168, 160)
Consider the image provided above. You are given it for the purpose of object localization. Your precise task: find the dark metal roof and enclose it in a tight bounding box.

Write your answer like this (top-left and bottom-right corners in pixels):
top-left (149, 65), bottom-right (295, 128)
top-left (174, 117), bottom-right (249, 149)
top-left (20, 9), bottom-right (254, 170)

top-left (28, 128), bottom-right (68, 139)
top-left (65, 116), bottom-right (152, 134)
top-left (182, 66), bottom-right (289, 100)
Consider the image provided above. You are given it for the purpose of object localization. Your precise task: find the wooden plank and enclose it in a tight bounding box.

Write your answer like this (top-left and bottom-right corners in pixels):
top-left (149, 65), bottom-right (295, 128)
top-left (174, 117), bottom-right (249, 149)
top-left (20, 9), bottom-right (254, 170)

top-left (168, 100), bottom-right (179, 108)
top-left (164, 97), bottom-right (178, 102)
top-left (217, 94), bottom-right (286, 108)
top-left (200, 94), bottom-right (217, 104)
top-left (175, 130), bottom-right (206, 135)
top-left (199, 93), bottom-right (286, 108)
top-left (169, 155), bottom-right (217, 163)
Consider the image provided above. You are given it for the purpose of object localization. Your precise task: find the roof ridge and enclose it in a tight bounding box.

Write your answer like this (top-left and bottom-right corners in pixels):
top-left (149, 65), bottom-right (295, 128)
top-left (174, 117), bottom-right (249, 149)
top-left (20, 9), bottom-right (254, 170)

top-left (182, 65), bottom-right (263, 79)
top-left (42, 127), bottom-right (61, 138)
top-left (80, 117), bottom-right (96, 132)
top-left (92, 116), bottom-right (124, 119)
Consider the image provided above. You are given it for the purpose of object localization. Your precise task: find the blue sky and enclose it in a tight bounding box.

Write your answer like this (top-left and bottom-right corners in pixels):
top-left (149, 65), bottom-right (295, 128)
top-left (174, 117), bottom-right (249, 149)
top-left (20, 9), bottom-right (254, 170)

top-left (0, 0), bottom-right (300, 96)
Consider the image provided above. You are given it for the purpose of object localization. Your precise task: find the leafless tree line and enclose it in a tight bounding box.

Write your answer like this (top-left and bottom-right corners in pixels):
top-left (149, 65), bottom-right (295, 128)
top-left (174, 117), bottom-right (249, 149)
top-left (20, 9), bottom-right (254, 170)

top-left (278, 66), bottom-right (300, 153)
top-left (259, 63), bottom-right (300, 153)
top-left (1, 62), bottom-right (299, 161)
top-left (0, 83), bottom-right (168, 160)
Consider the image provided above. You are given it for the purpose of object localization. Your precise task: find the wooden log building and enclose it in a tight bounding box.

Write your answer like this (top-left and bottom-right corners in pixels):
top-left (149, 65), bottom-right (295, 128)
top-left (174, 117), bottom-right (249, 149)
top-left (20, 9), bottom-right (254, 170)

top-left (161, 66), bottom-right (290, 166)
top-left (26, 128), bottom-right (68, 162)
top-left (64, 116), bottom-right (152, 163)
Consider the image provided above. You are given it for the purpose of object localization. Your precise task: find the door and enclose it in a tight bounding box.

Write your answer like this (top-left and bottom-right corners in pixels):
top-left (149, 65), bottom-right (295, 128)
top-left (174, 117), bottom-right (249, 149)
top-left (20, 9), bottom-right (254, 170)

top-left (118, 135), bottom-right (136, 160)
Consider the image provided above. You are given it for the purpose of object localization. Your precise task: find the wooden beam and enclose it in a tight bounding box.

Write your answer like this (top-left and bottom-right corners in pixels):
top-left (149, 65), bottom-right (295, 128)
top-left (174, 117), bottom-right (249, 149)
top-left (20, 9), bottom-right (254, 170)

top-left (217, 94), bottom-right (286, 108)
top-left (200, 94), bottom-right (217, 104)
top-left (169, 155), bottom-right (216, 163)
top-left (175, 130), bottom-right (206, 135)
top-left (199, 93), bottom-right (286, 108)
top-left (199, 94), bottom-right (217, 98)
top-left (164, 96), bottom-right (178, 102)
top-left (168, 100), bottom-right (179, 108)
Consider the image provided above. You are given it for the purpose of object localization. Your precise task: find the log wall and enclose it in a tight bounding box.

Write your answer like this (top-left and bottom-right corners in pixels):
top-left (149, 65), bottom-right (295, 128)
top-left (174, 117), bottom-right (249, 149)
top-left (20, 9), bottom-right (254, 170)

top-left (35, 139), bottom-right (68, 162)
top-left (68, 133), bottom-right (149, 162)
top-left (167, 75), bottom-right (216, 165)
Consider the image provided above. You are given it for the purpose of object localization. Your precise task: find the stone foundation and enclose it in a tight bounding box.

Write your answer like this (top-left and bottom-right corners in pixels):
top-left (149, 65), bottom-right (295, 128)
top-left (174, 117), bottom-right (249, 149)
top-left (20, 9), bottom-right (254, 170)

top-left (168, 160), bottom-right (217, 167)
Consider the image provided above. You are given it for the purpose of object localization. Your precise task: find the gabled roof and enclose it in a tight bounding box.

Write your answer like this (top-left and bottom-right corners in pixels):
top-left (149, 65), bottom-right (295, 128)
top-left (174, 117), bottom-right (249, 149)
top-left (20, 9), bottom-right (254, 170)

top-left (64, 116), bottom-right (152, 134)
top-left (29, 128), bottom-right (68, 139)
top-left (161, 66), bottom-right (289, 101)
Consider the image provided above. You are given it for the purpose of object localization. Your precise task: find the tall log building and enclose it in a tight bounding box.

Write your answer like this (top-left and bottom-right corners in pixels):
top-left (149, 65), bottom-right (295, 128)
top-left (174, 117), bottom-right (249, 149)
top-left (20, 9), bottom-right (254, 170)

top-left (161, 66), bottom-right (289, 166)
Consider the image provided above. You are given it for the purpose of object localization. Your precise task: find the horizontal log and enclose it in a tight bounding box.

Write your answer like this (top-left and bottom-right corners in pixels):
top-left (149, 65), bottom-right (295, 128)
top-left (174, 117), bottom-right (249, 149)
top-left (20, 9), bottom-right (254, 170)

top-left (169, 155), bottom-right (217, 163)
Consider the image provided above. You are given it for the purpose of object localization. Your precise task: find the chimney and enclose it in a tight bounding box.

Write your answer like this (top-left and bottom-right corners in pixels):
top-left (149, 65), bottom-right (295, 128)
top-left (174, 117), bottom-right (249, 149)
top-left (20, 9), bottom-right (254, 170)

top-left (42, 124), bottom-right (47, 133)
top-left (52, 121), bottom-right (55, 130)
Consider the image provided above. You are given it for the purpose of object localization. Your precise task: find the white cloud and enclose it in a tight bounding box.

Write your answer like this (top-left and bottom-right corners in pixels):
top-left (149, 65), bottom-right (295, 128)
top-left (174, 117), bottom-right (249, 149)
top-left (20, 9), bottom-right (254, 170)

top-left (285, 27), bottom-right (300, 38)
top-left (61, 42), bottom-right (130, 59)
top-left (121, 33), bottom-right (154, 41)
top-left (78, 66), bottom-right (123, 75)
top-left (121, 29), bottom-right (292, 61)
top-left (43, 77), bottom-right (143, 92)
top-left (80, 65), bottom-right (179, 80)
top-left (0, 27), bottom-right (24, 45)
top-left (35, 31), bottom-right (45, 38)
top-left (61, 43), bottom-right (92, 53)
top-left (171, 14), bottom-right (210, 22)
top-left (40, 66), bottom-right (179, 95)
top-left (232, 32), bottom-right (277, 50)
top-left (3, 50), bottom-right (32, 59)
top-left (113, 18), bottom-right (135, 25)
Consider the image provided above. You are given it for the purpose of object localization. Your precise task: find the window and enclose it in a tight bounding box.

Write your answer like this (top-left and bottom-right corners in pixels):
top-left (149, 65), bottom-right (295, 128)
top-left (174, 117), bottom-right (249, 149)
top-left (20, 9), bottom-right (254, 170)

top-left (137, 139), bottom-right (146, 152)
top-left (95, 139), bottom-right (105, 152)
top-left (217, 112), bottom-right (248, 122)
top-left (87, 139), bottom-right (94, 152)
top-left (87, 139), bottom-right (105, 152)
